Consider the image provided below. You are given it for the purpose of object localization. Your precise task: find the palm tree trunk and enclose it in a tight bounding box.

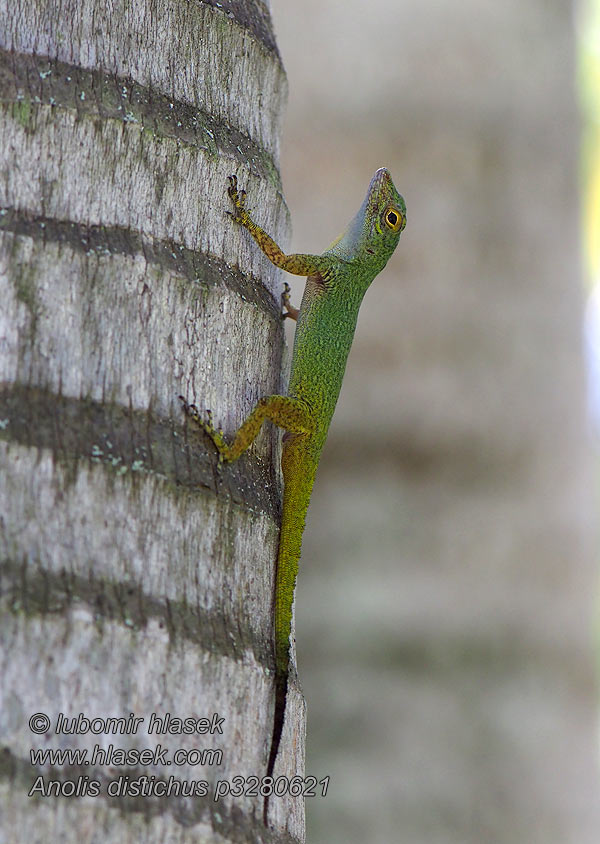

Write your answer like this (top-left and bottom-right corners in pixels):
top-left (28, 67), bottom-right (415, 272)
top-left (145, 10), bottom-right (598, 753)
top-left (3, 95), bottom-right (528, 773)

top-left (0, 2), bottom-right (304, 841)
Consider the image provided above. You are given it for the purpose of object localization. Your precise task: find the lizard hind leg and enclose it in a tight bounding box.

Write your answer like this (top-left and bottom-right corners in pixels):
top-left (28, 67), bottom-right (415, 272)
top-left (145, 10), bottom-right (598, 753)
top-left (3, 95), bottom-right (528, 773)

top-left (180, 394), bottom-right (313, 463)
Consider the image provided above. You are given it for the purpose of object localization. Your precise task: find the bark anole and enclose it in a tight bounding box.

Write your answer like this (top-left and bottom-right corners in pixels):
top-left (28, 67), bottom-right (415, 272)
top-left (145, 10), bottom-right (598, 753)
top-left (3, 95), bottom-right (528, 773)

top-left (181, 169), bottom-right (406, 824)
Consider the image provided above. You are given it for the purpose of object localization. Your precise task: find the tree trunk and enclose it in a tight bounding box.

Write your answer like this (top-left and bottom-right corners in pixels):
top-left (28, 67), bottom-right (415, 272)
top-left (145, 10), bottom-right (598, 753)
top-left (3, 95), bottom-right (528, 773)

top-left (0, 2), bottom-right (304, 841)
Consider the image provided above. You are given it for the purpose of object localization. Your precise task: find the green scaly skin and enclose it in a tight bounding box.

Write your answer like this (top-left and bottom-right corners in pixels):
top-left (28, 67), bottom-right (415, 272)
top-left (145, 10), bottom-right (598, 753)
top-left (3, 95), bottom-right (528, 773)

top-left (181, 169), bottom-right (406, 825)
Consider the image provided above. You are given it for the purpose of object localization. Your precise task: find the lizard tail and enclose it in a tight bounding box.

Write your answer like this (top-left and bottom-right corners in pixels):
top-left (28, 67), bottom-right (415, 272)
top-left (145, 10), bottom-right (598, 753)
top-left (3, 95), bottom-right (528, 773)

top-left (263, 668), bottom-right (288, 824)
top-left (262, 520), bottom-right (299, 825)
top-left (263, 437), bottom-right (316, 825)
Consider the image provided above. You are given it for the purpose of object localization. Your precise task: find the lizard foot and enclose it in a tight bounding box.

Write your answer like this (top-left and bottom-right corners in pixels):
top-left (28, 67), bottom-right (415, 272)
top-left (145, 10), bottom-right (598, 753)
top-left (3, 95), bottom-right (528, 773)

top-left (281, 282), bottom-right (299, 322)
top-left (227, 174), bottom-right (250, 225)
top-left (179, 395), bottom-right (227, 461)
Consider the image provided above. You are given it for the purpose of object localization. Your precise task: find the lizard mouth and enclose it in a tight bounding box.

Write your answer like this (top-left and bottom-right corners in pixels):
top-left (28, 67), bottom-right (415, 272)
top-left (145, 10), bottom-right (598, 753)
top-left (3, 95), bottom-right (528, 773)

top-left (370, 167), bottom-right (391, 192)
top-left (368, 168), bottom-right (394, 209)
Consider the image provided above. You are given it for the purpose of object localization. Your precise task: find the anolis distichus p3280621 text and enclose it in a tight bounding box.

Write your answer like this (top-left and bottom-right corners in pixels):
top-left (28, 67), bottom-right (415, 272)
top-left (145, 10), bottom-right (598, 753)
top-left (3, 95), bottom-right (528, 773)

top-left (181, 168), bottom-right (406, 824)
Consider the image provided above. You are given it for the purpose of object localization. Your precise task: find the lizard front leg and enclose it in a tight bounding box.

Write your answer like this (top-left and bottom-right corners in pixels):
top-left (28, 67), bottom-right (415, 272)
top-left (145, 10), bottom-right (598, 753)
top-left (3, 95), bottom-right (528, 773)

top-left (281, 282), bottom-right (299, 321)
top-left (228, 175), bottom-right (333, 280)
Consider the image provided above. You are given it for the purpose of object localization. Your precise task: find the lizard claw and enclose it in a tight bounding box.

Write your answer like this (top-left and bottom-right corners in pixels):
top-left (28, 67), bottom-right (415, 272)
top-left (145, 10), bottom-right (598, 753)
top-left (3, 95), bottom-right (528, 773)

top-left (179, 395), bottom-right (202, 424)
top-left (227, 174), bottom-right (239, 203)
top-left (180, 399), bottom-right (227, 458)
top-left (227, 174), bottom-right (248, 222)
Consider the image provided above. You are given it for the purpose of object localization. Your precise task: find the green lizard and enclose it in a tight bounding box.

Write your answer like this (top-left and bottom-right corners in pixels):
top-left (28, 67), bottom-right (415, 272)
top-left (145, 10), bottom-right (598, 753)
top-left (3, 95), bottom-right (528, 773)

top-left (181, 168), bottom-right (405, 823)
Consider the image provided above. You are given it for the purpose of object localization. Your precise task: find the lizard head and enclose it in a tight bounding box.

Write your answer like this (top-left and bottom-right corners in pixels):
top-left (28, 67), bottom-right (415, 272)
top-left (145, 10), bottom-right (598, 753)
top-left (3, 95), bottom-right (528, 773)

top-left (327, 168), bottom-right (406, 281)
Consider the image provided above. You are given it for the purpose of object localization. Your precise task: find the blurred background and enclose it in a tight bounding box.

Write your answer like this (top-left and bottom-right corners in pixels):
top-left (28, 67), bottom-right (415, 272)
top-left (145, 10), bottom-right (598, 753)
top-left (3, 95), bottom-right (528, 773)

top-left (270, 1), bottom-right (600, 842)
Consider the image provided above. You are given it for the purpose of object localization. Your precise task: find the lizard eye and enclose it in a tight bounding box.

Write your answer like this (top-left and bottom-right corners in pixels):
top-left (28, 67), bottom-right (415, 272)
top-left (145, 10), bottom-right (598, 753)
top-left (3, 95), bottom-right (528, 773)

top-left (384, 207), bottom-right (404, 232)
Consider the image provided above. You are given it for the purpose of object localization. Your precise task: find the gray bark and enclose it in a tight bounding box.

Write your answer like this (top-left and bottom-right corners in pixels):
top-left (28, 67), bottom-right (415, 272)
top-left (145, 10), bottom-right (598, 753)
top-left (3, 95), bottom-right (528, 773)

top-left (0, 2), bottom-right (304, 842)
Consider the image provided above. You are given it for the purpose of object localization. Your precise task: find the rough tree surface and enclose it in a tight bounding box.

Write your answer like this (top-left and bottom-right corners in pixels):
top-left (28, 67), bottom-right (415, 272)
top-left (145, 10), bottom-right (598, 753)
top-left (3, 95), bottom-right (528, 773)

top-left (0, 1), bottom-right (305, 842)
